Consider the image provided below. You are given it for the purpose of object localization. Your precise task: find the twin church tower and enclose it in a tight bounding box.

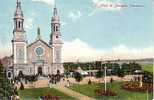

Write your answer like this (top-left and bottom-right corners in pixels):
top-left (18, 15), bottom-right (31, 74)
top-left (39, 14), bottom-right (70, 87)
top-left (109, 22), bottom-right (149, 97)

top-left (12, 0), bottom-right (64, 76)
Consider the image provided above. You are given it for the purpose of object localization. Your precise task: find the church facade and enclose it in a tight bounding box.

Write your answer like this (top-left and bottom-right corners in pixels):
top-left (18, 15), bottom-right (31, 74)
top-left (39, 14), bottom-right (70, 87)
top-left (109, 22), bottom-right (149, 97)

top-left (12, 0), bottom-right (64, 76)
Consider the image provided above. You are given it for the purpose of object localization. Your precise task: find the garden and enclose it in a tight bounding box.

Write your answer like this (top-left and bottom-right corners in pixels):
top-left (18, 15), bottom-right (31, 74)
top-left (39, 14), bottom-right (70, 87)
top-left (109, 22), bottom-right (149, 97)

top-left (18, 87), bottom-right (75, 100)
top-left (69, 82), bottom-right (153, 100)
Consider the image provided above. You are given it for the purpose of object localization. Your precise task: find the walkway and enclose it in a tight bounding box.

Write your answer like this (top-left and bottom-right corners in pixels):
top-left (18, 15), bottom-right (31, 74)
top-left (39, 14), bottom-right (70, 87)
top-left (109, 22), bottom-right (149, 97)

top-left (54, 85), bottom-right (94, 100)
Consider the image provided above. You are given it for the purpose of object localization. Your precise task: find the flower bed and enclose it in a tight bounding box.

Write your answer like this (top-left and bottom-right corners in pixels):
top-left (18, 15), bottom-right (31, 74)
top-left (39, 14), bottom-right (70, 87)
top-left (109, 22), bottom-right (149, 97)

top-left (122, 82), bottom-right (153, 92)
top-left (95, 89), bottom-right (117, 96)
top-left (40, 94), bottom-right (60, 100)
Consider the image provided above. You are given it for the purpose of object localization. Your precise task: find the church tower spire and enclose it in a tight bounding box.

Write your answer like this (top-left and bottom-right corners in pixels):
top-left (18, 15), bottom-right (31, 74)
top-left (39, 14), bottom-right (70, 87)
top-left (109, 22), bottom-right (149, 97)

top-left (49, 4), bottom-right (64, 74)
top-left (49, 5), bottom-right (61, 45)
top-left (13, 0), bottom-right (25, 32)
top-left (12, 0), bottom-right (27, 67)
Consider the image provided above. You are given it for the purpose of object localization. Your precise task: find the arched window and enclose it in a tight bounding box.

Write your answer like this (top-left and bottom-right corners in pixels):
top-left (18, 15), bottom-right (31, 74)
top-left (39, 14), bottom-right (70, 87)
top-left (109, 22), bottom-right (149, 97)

top-left (54, 26), bottom-right (56, 32)
top-left (16, 21), bottom-right (17, 28)
top-left (53, 25), bottom-right (59, 32)
top-left (19, 22), bottom-right (20, 28)
top-left (56, 26), bottom-right (58, 31)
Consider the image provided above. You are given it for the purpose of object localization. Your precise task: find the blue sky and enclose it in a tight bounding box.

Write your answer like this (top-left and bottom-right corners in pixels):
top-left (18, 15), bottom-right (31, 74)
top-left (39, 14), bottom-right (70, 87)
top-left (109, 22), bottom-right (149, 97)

top-left (0, 0), bottom-right (153, 61)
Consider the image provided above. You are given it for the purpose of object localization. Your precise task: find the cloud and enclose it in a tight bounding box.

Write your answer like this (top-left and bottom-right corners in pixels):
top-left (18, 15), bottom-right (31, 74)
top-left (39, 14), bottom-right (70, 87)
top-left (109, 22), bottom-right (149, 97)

top-left (0, 38), bottom-right (153, 62)
top-left (24, 18), bottom-right (33, 30)
top-left (32, 0), bottom-right (55, 6)
top-left (68, 10), bottom-right (82, 22)
top-left (62, 38), bottom-right (153, 62)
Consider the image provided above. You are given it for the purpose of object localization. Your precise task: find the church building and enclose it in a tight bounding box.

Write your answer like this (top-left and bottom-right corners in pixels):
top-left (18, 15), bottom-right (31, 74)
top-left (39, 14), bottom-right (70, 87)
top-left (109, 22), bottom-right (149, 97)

top-left (12, 0), bottom-right (64, 76)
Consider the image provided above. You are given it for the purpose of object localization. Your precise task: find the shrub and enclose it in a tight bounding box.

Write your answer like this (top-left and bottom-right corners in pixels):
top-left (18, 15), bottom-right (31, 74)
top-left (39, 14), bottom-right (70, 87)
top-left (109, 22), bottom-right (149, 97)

top-left (122, 81), bottom-right (153, 92)
top-left (74, 72), bottom-right (83, 83)
top-left (20, 82), bottom-right (24, 90)
top-left (110, 78), bottom-right (113, 83)
top-left (88, 79), bottom-right (92, 85)
top-left (142, 71), bottom-right (153, 84)
top-left (95, 88), bottom-right (117, 96)
top-left (41, 94), bottom-right (60, 100)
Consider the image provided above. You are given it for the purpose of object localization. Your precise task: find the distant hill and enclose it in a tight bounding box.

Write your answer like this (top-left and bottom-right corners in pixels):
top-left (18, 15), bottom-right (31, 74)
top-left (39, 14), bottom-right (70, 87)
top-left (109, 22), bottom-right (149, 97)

top-left (107, 58), bottom-right (153, 64)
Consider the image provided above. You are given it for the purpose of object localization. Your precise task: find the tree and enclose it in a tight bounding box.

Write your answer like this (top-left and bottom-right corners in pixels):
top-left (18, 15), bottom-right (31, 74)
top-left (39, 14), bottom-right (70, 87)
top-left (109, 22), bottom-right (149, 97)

top-left (0, 60), bottom-right (13, 99)
top-left (96, 70), bottom-right (104, 78)
top-left (117, 69), bottom-right (125, 79)
top-left (142, 71), bottom-right (153, 84)
top-left (74, 72), bottom-right (83, 83)
top-left (121, 63), bottom-right (131, 75)
top-left (129, 62), bottom-right (142, 74)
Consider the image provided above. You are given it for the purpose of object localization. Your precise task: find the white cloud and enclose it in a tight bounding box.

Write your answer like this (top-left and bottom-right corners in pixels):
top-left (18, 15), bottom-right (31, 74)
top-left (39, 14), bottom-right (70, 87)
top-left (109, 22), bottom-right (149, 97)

top-left (68, 10), bottom-right (82, 22)
top-left (62, 38), bottom-right (105, 62)
top-left (0, 38), bottom-right (153, 62)
top-left (24, 18), bottom-right (33, 30)
top-left (62, 38), bottom-right (153, 62)
top-left (32, 0), bottom-right (55, 6)
top-left (92, 0), bottom-right (123, 10)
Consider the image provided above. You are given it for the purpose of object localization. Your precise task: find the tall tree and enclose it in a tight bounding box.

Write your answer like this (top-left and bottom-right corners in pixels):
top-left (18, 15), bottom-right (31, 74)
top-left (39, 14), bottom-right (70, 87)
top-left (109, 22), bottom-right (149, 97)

top-left (96, 70), bottom-right (104, 78)
top-left (117, 69), bottom-right (125, 79)
top-left (0, 60), bottom-right (13, 99)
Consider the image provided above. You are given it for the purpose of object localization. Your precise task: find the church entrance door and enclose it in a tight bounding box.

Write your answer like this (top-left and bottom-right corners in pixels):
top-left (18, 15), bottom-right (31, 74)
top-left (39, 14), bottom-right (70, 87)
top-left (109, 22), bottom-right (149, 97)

top-left (38, 67), bottom-right (43, 76)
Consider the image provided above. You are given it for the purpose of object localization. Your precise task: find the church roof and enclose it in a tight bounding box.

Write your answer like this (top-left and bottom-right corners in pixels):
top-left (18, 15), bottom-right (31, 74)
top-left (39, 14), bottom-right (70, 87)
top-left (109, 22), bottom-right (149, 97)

top-left (27, 39), bottom-right (51, 48)
top-left (28, 27), bottom-right (51, 48)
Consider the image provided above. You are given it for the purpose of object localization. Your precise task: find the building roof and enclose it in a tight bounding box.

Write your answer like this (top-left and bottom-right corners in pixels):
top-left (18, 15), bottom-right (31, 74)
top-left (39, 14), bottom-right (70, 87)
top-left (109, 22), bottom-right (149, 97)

top-left (27, 38), bottom-right (51, 48)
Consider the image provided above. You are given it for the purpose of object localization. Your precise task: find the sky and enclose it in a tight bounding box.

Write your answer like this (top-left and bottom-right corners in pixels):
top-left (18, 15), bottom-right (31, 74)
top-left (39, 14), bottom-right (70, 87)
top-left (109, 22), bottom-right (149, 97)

top-left (0, 0), bottom-right (153, 62)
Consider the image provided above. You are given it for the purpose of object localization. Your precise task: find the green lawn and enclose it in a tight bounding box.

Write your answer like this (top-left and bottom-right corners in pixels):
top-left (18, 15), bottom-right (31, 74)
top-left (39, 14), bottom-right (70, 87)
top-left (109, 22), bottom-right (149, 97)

top-left (141, 64), bottom-right (153, 73)
top-left (69, 82), bottom-right (153, 100)
top-left (18, 87), bottom-right (75, 100)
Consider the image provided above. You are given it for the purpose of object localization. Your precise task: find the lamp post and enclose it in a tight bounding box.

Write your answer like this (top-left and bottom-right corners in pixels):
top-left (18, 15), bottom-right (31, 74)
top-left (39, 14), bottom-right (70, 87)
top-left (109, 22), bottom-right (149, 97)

top-left (89, 63), bottom-right (91, 77)
top-left (100, 59), bottom-right (103, 84)
top-left (140, 75), bottom-right (143, 87)
top-left (147, 89), bottom-right (149, 100)
top-left (67, 65), bottom-right (69, 72)
top-left (104, 64), bottom-right (107, 92)
top-left (100, 59), bottom-right (102, 71)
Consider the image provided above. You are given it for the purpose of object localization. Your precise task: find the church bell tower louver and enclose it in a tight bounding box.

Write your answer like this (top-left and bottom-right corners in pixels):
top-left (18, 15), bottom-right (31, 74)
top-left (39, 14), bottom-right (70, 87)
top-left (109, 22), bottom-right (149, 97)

top-left (50, 5), bottom-right (64, 74)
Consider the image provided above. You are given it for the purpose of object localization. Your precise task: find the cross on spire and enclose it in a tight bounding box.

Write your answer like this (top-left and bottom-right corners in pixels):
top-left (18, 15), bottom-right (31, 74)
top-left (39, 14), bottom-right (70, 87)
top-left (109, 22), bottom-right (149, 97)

top-left (52, 1), bottom-right (59, 21)
top-left (16, 0), bottom-right (21, 8)
top-left (15, 0), bottom-right (23, 17)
